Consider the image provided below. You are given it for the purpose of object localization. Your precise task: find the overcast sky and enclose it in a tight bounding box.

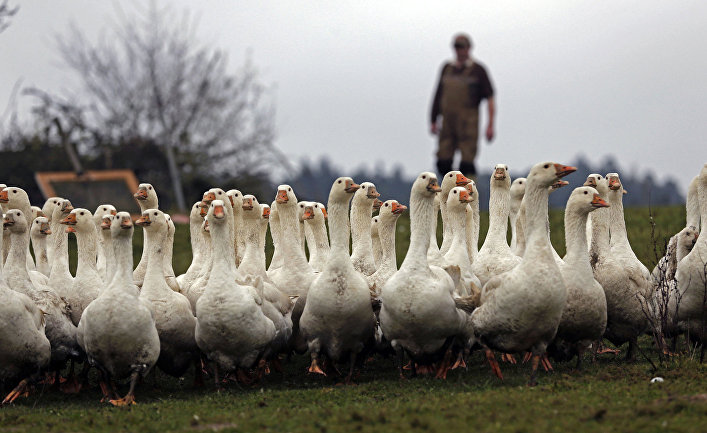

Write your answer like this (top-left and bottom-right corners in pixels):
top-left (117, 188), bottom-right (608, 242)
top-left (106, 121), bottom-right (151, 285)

top-left (1, 0), bottom-right (706, 194)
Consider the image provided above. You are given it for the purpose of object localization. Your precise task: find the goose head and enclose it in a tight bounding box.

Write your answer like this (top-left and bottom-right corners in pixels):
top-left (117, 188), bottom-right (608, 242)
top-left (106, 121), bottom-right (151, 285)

top-left (412, 172), bottom-right (441, 197)
top-left (190, 201), bottom-right (204, 223)
top-left (241, 195), bottom-right (261, 221)
top-left (550, 179), bottom-right (569, 192)
top-left (275, 184), bottom-right (298, 206)
top-left (93, 204), bottom-right (117, 225)
top-left (100, 214), bottom-right (115, 233)
top-left (0, 186), bottom-right (30, 211)
top-left (61, 208), bottom-right (94, 234)
top-left (447, 187), bottom-right (473, 213)
top-left (378, 200), bottom-right (407, 221)
top-left (316, 203), bottom-right (327, 220)
top-left (463, 180), bottom-right (478, 201)
top-left (134, 183), bottom-right (159, 209)
top-left (491, 164), bottom-right (511, 188)
top-left (510, 177), bottom-right (526, 200)
top-left (329, 177), bottom-right (360, 200)
top-left (299, 201), bottom-right (315, 222)
top-left (42, 197), bottom-right (64, 223)
top-left (165, 214), bottom-right (175, 235)
top-left (679, 225), bottom-right (699, 251)
top-left (111, 211), bottom-right (134, 239)
top-left (135, 208), bottom-right (168, 234)
top-left (442, 171), bottom-right (471, 196)
top-left (352, 182), bottom-right (380, 207)
top-left (373, 198), bottom-right (383, 212)
top-left (226, 189), bottom-right (243, 209)
top-left (527, 162), bottom-right (576, 189)
top-left (205, 199), bottom-right (228, 228)
top-left (567, 186), bottom-right (609, 216)
top-left (3, 209), bottom-right (28, 234)
top-left (606, 173), bottom-right (622, 192)
top-left (584, 174), bottom-right (609, 197)
top-left (31, 206), bottom-right (45, 220)
top-left (261, 204), bottom-right (271, 220)
top-left (31, 216), bottom-right (52, 237)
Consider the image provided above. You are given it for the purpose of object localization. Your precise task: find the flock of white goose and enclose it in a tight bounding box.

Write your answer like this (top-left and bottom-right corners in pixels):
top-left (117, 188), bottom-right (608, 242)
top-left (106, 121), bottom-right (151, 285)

top-left (0, 160), bottom-right (705, 406)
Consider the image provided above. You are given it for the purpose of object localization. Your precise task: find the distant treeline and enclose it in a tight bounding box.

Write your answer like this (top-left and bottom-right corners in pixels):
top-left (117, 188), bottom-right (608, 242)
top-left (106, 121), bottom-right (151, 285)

top-left (284, 155), bottom-right (684, 210)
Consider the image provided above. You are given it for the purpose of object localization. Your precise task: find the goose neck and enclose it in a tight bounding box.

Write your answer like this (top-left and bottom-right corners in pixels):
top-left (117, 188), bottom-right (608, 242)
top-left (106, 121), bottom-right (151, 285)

top-left (277, 203), bottom-right (309, 265)
top-left (350, 200), bottom-right (373, 254)
top-left (607, 189), bottom-right (630, 249)
top-left (402, 191), bottom-right (433, 269)
top-left (563, 207), bottom-right (592, 272)
top-left (141, 227), bottom-right (170, 297)
top-left (522, 183), bottom-right (551, 255)
top-left (75, 227), bottom-right (98, 277)
top-left (486, 184), bottom-right (511, 244)
top-left (209, 220), bottom-right (238, 279)
top-left (327, 198), bottom-right (352, 254)
top-left (378, 218), bottom-right (398, 270)
top-left (110, 235), bottom-right (135, 291)
top-left (7, 231), bottom-right (30, 277)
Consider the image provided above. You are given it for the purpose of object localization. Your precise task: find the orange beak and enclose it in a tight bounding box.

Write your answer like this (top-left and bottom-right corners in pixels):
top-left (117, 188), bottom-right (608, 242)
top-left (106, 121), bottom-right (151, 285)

top-left (61, 213), bottom-right (77, 225)
top-left (110, 209), bottom-right (117, 216)
top-left (344, 180), bottom-right (360, 193)
top-left (2, 216), bottom-right (13, 227)
top-left (134, 188), bottom-right (148, 200)
top-left (0, 190), bottom-right (8, 203)
top-left (203, 220), bottom-right (210, 232)
top-left (459, 189), bottom-right (472, 203)
top-left (40, 223), bottom-right (52, 235)
top-left (366, 186), bottom-right (380, 199)
top-left (493, 168), bottom-right (506, 180)
top-left (552, 180), bottom-right (569, 189)
top-left (427, 178), bottom-right (441, 193)
top-left (276, 189), bottom-right (289, 204)
top-left (391, 202), bottom-right (407, 215)
top-left (456, 173), bottom-right (471, 186)
top-left (101, 217), bottom-right (112, 230)
top-left (228, 195), bottom-right (235, 207)
top-left (608, 177), bottom-right (621, 191)
top-left (583, 177), bottom-right (597, 187)
top-left (65, 226), bottom-right (77, 233)
top-left (202, 192), bottom-right (216, 204)
top-left (135, 215), bottom-right (151, 226)
top-left (242, 198), bottom-right (254, 211)
top-left (262, 207), bottom-right (271, 219)
top-left (320, 207), bottom-right (328, 219)
top-left (62, 202), bottom-right (74, 213)
top-left (373, 198), bottom-right (383, 210)
top-left (213, 204), bottom-right (225, 219)
top-left (554, 164), bottom-right (577, 178)
top-left (199, 206), bottom-right (207, 218)
top-left (120, 217), bottom-right (133, 229)
top-left (302, 206), bottom-right (314, 220)
top-left (591, 194), bottom-right (609, 208)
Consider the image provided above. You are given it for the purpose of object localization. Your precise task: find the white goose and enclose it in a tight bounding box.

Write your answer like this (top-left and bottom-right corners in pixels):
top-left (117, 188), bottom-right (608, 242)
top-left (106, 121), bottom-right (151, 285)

top-left (350, 182), bottom-right (380, 276)
top-left (0, 186), bottom-right (37, 271)
top-left (238, 196), bottom-right (292, 315)
top-left (439, 171), bottom-right (471, 256)
top-left (267, 200), bottom-right (284, 273)
top-left (137, 209), bottom-right (199, 378)
top-left (3, 209), bottom-right (80, 382)
top-left (300, 177), bottom-right (376, 382)
top-left (46, 200), bottom-right (75, 299)
top-left (185, 213), bottom-right (212, 313)
top-left (593, 173), bottom-right (651, 360)
top-left (41, 197), bottom-right (63, 265)
top-left (509, 177), bottom-right (526, 254)
top-left (60, 208), bottom-right (102, 326)
top-left (77, 212), bottom-right (160, 406)
top-left (177, 202), bottom-right (209, 294)
top-left (226, 189), bottom-right (246, 266)
top-left (30, 216), bottom-right (52, 278)
top-left (471, 161), bottom-right (575, 385)
top-left (472, 164), bottom-right (521, 286)
top-left (0, 221), bottom-right (51, 404)
top-left (371, 216), bottom-right (382, 267)
top-left (196, 200), bottom-right (275, 382)
top-left (93, 204), bottom-right (117, 283)
top-left (675, 164), bottom-right (707, 343)
top-left (548, 186), bottom-right (609, 367)
top-left (304, 202), bottom-right (330, 272)
top-left (443, 187), bottom-right (482, 296)
top-left (268, 185), bottom-right (316, 296)
top-left (163, 214), bottom-right (181, 293)
top-left (426, 194), bottom-right (449, 269)
top-left (99, 215), bottom-right (116, 286)
top-left (380, 172), bottom-right (474, 378)
top-left (133, 183), bottom-right (159, 287)
top-left (464, 180), bottom-right (480, 265)
top-left (367, 200), bottom-right (406, 296)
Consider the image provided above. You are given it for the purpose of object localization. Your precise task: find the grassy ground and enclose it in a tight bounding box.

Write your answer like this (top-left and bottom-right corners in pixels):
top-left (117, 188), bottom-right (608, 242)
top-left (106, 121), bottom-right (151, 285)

top-left (10, 204), bottom-right (704, 432)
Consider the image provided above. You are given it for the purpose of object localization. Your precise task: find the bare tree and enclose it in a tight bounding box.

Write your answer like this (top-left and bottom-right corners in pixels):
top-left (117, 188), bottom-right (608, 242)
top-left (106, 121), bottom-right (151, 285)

top-left (28, 2), bottom-right (282, 211)
top-left (0, 1), bottom-right (18, 34)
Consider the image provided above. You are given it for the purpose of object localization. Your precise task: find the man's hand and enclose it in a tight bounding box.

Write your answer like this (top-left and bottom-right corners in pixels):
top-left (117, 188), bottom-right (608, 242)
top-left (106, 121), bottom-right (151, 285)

top-left (486, 124), bottom-right (495, 142)
top-left (430, 123), bottom-right (438, 135)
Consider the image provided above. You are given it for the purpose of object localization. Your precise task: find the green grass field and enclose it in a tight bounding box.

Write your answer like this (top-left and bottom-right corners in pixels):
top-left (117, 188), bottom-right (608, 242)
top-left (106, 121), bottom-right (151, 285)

top-left (4, 205), bottom-right (706, 433)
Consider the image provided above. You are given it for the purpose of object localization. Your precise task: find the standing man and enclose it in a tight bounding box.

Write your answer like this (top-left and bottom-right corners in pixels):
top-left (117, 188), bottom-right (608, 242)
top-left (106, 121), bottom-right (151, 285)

top-left (430, 33), bottom-right (495, 179)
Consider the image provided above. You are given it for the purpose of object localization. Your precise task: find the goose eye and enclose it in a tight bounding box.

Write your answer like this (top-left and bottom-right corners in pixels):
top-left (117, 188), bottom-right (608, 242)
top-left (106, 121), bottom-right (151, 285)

top-left (148, 187), bottom-right (152, 190)
top-left (153, 212), bottom-right (158, 216)
top-left (338, 180), bottom-right (342, 184)
top-left (448, 174), bottom-right (452, 177)
top-left (584, 191), bottom-right (588, 194)
top-left (453, 191), bottom-right (457, 194)
top-left (543, 164), bottom-right (549, 169)
top-left (422, 175), bottom-right (426, 179)
top-left (385, 203), bottom-right (388, 207)
top-left (80, 212), bottom-right (85, 216)
top-left (12, 190), bottom-right (17, 194)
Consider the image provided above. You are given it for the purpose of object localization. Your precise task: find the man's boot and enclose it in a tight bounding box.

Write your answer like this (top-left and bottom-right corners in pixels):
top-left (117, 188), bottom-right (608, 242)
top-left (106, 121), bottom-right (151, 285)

top-left (459, 160), bottom-right (477, 184)
top-left (436, 159), bottom-right (453, 179)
